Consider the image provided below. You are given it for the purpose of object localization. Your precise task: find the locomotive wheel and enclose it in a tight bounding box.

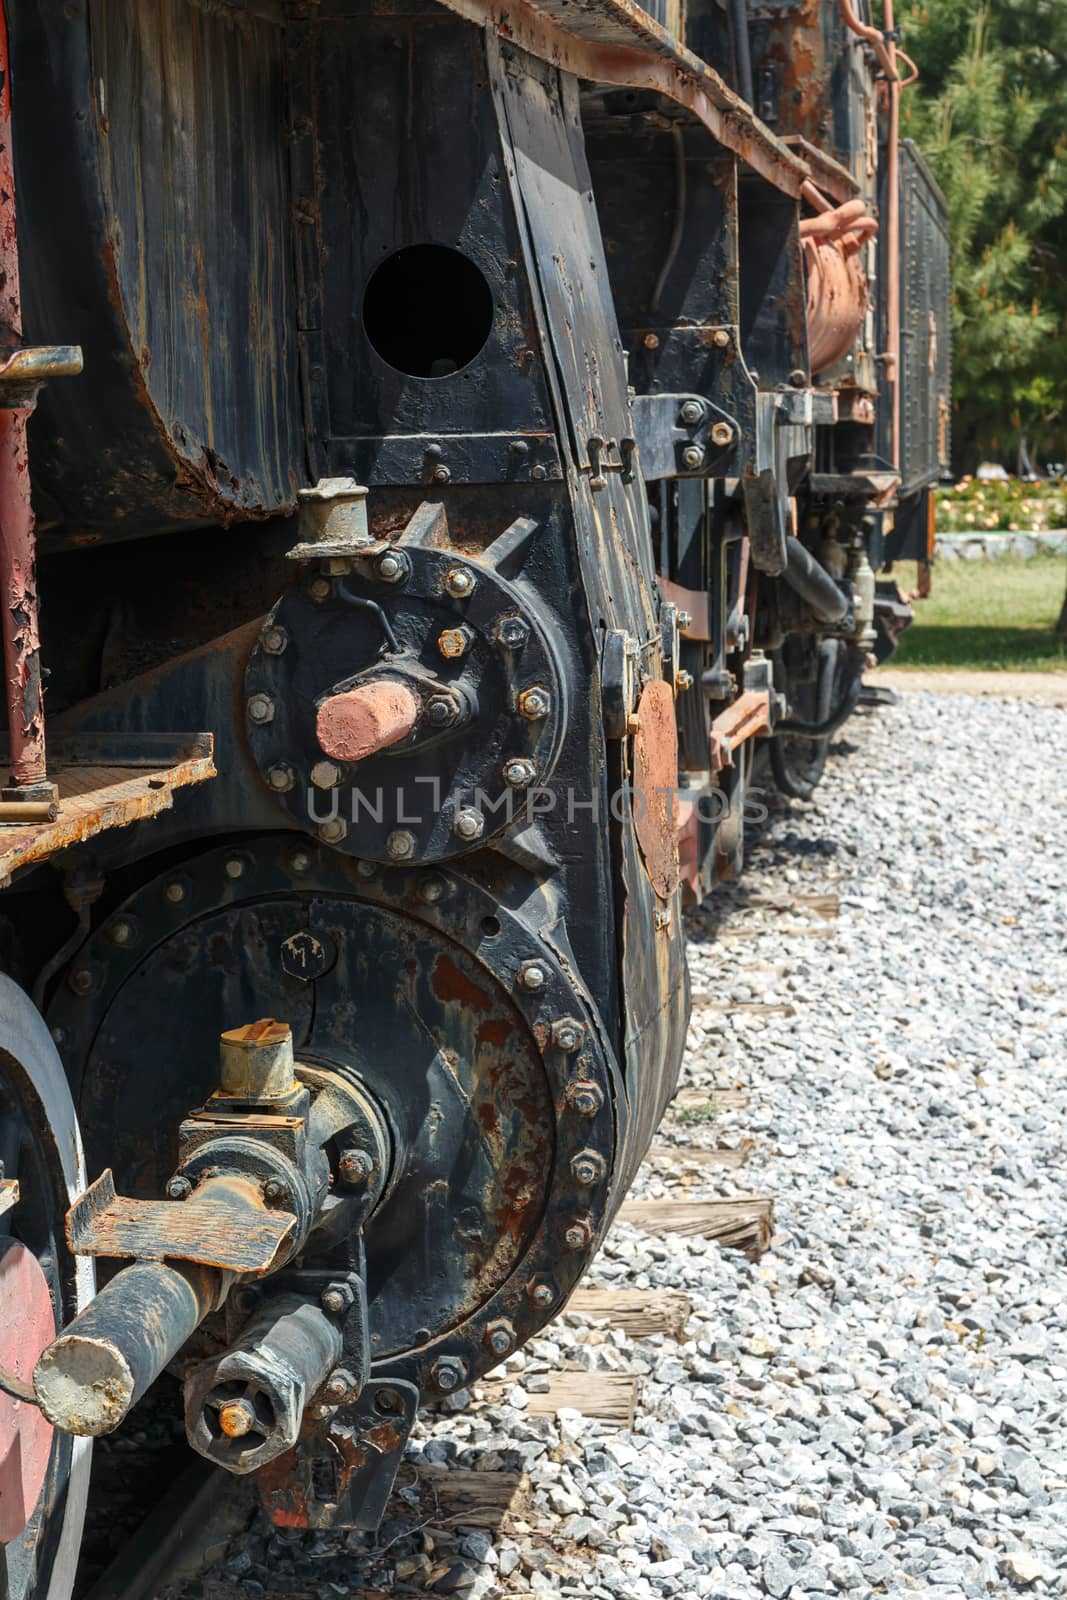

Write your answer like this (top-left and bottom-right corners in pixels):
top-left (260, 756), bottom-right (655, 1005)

top-left (769, 638), bottom-right (845, 801)
top-left (0, 977), bottom-right (94, 1600)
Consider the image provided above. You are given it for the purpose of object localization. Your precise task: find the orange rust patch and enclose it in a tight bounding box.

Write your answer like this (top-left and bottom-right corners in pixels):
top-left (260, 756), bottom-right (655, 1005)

top-left (431, 955), bottom-right (493, 1014)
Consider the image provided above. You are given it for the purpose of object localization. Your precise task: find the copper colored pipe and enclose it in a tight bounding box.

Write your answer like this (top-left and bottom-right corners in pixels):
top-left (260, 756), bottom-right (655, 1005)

top-left (0, 3), bottom-right (47, 790)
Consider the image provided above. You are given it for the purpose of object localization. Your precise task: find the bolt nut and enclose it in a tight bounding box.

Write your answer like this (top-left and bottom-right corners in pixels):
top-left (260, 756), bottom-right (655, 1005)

top-left (677, 610), bottom-right (692, 632)
top-left (164, 881), bottom-right (186, 904)
top-left (517, 686), bottom-right (551, 721)
top-left (319, 816), bottom-right (348, 845)
top-left (565, 1078), bottom-right (604, 1116)
top-left (503, 757), bottom-right (536, 789)
top-left (263, 1179), bottom-right (290, 1206)
top-left (564, 1219), bottom-right (593, 1251)
top-left (484, 1320), bottom-right (516, 1358)
top-left (642, 332), bottom-right (660, 350)
top-left (430, 1356), bottom-right (468, 1393)
top-left (713, 328), bottom-right (730, 348)
top-left (166, 1175), bottom-right (193, 1201)
top-left (453, 808), bottom-right (485, 842)
top-left (495, 614), bottom-right (530, 650)
top-left (551, 1017), bottom-right (584, 1053)
top-left (527, 1278), bottom-right (557, 1310)
top-left (310, 760), bottom-right (342, 790)
top-left (108, 920), bottom-right (134, 947)
top-left (310, 576), bottom-right (332, 601)
top-left (418, 873), bottom-right (449, 905)
top-left (675, 669), bottom-right (694, 693)
top-left (426, 695), bottom-right (459, 728)
top-left (268, 762), bottom-right (296, 793)
top-left (224, 856), bottom-right (246, 880)
top-left (431, 464), bottom-right (452, 484)
top-left (68, 967), bottom-right (95, 996)
top-left (290, 849), bottom-right (313, 875)
top-left (679, 399), bottom-right (704, 425)
top-left (445, 566), bottom-right (475, 598)
top-left (517, 960), bottom-right (547, 993)
top-left (681, 444), bottom-right (704, 470)
top-left (324, 1367), bottom-right (358, 1404)
top-left (386, 829), bottom-right (416, 860)
top-left (789, 368), bottom-right (807, 388)
top-left (571, 1148), bottom-right (607, 1186)
top-left (247, 693), bottom-right (275, 725)
top-left (377, 550), bottom-right (407, 583)
top-left (338, 1148), bottom-right (375, 1186)
top-left (321, 1282), bottom-right (355, 1317)
top-left (218, 1398), bottom-right (258, 1438)
top-left (261, 624), bottom-right (288, 656)
top-left (710, 421), bottom-right (734, 447)
top-left (438, 626), bottom-right (472, 660)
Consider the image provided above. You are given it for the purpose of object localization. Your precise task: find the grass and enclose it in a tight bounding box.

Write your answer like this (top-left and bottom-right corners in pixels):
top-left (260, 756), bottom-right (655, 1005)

top-left (889, 553), bottom-right (1067, 672)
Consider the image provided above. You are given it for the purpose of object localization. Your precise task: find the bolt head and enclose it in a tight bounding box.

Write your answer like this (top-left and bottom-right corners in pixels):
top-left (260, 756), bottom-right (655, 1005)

top-left (788, 368), bottom-right (807, 388)
top-left (517, 961), bottom-right (547, 993)
top-left (325, 1368), bottom-right (358, 1404)
top-left (517, 686), bottom-right (551, 721)
top-left (713, 328), bottom-right (730, 348)
top-left (310, 760), bottom-right (342, 790)
top-left (167, 1175), bottom-right (193, 1201)
top-left (224, 857), bottom-right (246, 880)
top-left (310, 577), bottom-right (332, 601)
top-left (642, 332), bottom-right (660, 350)
top-left (682, 444), bottom-right (704, 470)
top-left (566, 1078), bottom-right (604, 1117)
top-left (710, 421), bottom-right (734, 447)
top-left (164, 881), bottom-right (186, 904)
top-left (445, 566), bottom-right (475, 598)
top-left (261, 624), bottom-right (288, 656)
top-left (528, 1279), bottom-right (556, 1309)
top-left (418, 873), bottom-right (448, 905)
top-left (503, 757), bottom-right (536, 789)
top-left (338, 1148), bottom-right (374, 1186)
top-left (571, 1148), bottom-right (607, 1186)
top-left (485, 1320), bottom-right (515, 1357)
top-left (530, 464), bottom-right (547, 482)
top-left (290, 850), bottom-right (313, 875)
top-left (551, 1017), bottom-right (584, 1052)
top-left (430, 1356), bottom-right (467, 1393)
top-left (677, 610), bottom-right (692, 631)
top-left (675, 669), bottom-right (694, 693)
top-left (69, 967), bottom-right (94, 996)
top-left (495, 614), bottom-right (530, 650)
top-left (247, 693), bottom-right (275, 725)
top-left (377, 550), bottom-right (407, 583)
top-left (437, 626), bottom-right (472, 660)
top-left (679, 399), bottom-right (704, 425)
top-left (319, 816), bottom-right (348, 845)
top-left (263, 1179), bottom-right (290, 1205)
top-left (564, 1219), bottom-right (593, 1250)
top-left (218, 1398), bottom-right (257, 1438)
top-left (386, 829), bottom-right (416, 861)
top-left (426, 695), bottom-right (458, 728)
top-left (109, 920), bottom-right (134, 947)
top-left (268, 762), bottom-right (296, 793)
top-left (453, 807), bottom-right (484, 842)
top-left (431, 464), bottom-right (452, 484)
top-left (321, 1282), bottom-right (355, 1316)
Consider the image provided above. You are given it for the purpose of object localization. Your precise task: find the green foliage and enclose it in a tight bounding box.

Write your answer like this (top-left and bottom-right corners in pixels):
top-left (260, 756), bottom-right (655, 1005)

top-left (896, 0), bottom-right (1067, 464)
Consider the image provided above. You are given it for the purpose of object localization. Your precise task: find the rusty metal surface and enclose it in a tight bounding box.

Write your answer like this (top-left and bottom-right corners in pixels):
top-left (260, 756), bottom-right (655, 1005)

top-left (439, 0), bottom-right (808, 196)
top-left (66, 1168), bottom-right (295, 1275)
top-left (709, 688), bottom-right (771, 772)
top-left (0, 1238), bottom-right (56, 1544)
top-left (657, 577), bottom-right (711, 641)
top-left (800, 199), bottom-right (876, 375)
top-left (316, 680), bottom-right (420, 764)
top-left (632, 679), bottom-right (680, 901)
top-left (0, 732), bottom-right (215, 886)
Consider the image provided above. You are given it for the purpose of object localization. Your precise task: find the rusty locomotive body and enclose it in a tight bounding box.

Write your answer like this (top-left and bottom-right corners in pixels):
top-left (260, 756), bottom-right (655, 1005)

top-left (0, 0), bottom-right (948, 1592)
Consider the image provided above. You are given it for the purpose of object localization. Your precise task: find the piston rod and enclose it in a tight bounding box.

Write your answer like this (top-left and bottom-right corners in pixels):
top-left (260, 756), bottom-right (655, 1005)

top-left (782, 539), bottom-right (850, 625)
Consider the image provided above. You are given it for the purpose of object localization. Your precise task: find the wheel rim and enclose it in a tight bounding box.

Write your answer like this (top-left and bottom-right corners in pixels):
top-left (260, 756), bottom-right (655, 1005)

top-left (0, 976), bottom-right (93, 1600)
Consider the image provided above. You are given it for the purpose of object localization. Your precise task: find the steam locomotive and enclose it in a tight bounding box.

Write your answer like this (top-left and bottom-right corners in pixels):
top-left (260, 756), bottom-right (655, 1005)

top-left (0, 0), bottom-right (949, 1593)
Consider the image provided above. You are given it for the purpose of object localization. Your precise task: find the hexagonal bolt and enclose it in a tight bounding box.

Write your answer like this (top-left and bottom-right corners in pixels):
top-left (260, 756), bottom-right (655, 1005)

top-left (502, 757), bottom-right (536, 789)
top-left (323, 1367), bottom-right (359, 1404)
top-left (444, 566), bottom-right (476, 598)
top-left (438, 626), bottom-right (472, 660)
top-left (431, 464), bottom-right (451, 485)
top-left (565, 1079), bottom-right (605, 1117)
top-left (570, 1149), bottom-right (607, 1187)
top-left (320, 1282), bottom-right (355, 1317)
top-left (418, 873), bottom-right (449, 905)
top-left (262, 1179), bottom-right (291, 1207)
top-left (681, 444), bottom-right (704, 471)
top-left (108, 920), bottom-right (134, 947)
top-left (261, 624), bottom-right (288, 656)
top-left (430, 1356), bottom-right (468, 1393)
top-left (166, 1175), bottom-right (193, 1201)
top-left (527, 1279), bottom-right (557, 1311)
top-left (517, 961), bottom-right (547, 993)
top-left (495, 615), bottom-right (530, 650)
top-left (677, 610), bottom-right (693, 632)
top-left (247, 693), bottom-right (275, 726)
top-left (453, 808), bottom-right (485, 842)
top-left (217, 1398), bottom-right (258, 1438)
top-left (484, 1320), bottom-right (516, 1358)
top-left (710, 421), bottom-right (734, 447)
top-left (563, 1219), bottom-right (593, 1251)
top-left (712, 329), bottom-right (731, 349)
top-left (426, 695), bottom-right (459, 729)
top-left (164, 881), bottom-right (186, 904)
top-left (289, 850), bottom-right (313, 875)
top-left (310, 577), bottom-right (332, 602)
top-left (386, 829), bottom-right (416, 861)
top-left (551, 1017), bottom-right (584, 1053)
top-left (318, 816), bottom-right (348, 845)
top-left (337, 1148), bottom-right (375, 1187)
top-left (377, 550), bottom-right (408, 584)
top-left (788, 368), bottom-right (807, 388)
top-left (642, 332), bottom-right (660, 350)
top-left (225, 857), bottom-right (247, 880)
top-left (517, 686), bottom-right (551, 721)
top-left (679, 399), bottom-right (704, 425)
top-left (675, 669), bottom-right (694, 693)
top-left (267, 763), bottom-right (296, 793)
top-left (310, 760), bottom-right (342, 790)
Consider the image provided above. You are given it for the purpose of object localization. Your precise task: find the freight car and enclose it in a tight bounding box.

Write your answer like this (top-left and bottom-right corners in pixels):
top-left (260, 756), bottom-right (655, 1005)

top-left (0, 0), bottom-right (949, 1593)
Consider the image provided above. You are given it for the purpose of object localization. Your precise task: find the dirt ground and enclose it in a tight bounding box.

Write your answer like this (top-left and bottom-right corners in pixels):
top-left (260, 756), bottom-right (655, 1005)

top-left (873, 667), bottom-right (1067, 706)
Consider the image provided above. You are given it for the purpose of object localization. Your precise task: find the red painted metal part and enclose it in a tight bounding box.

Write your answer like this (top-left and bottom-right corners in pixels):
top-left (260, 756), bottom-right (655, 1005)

top-left (0, 2), bottom-right (47, 791)
top-left (708, 689), bottom-right (771, 773)
top-left (0, 1238), bottom-right (56, 1543)
top-left (316, 679), bottom-right (420, 764)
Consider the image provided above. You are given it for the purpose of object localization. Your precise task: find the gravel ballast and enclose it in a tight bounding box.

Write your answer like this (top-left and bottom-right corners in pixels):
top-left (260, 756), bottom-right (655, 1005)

top-left (193, 688), bottom-right (1067, 1600)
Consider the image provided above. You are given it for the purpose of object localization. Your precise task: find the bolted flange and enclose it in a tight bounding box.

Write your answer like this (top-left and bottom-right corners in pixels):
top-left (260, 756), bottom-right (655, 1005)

top-left (570, 1149), bottom-right (607, 1186)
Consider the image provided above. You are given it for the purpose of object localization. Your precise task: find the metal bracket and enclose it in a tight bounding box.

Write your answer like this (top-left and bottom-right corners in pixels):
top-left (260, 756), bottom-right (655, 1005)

top-left (629, 393), bottom-right (738, 481)
top-left (0, 345), bottom-right (82, 410)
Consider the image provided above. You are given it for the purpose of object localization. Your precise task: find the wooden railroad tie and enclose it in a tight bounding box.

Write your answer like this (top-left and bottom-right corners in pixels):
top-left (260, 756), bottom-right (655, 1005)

top-left (480, 1371), bottom-right (639, 1430)
top-left (618, 1195), bottom-right (774, 1260)
top-left (646, 1140), bottom-right (752, 1170)
top-left (565, 1285), bottom-right (692, 1340)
